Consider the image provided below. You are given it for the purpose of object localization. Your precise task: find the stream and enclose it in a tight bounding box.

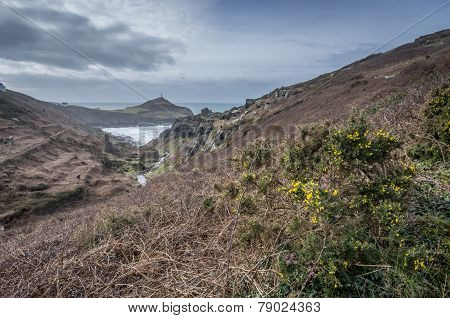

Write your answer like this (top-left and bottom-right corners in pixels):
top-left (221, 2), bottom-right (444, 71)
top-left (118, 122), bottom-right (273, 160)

top-left (101, 126), bottom-right (171, 187)
top-left (137, 174), bottom-right (147, 186)
top-left (136, 154), bottom-right (167, 186)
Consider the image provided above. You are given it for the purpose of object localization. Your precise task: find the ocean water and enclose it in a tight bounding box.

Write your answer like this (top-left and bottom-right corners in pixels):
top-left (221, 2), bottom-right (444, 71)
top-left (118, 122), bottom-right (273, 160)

top-left (178, 102), bottom-right (241, 114)
top-left (76, 102), bottom-right (138, 110)
top-left (74, 102), bottom-right (241, 114)
top-left (102, 125), bottom-right (171, 144)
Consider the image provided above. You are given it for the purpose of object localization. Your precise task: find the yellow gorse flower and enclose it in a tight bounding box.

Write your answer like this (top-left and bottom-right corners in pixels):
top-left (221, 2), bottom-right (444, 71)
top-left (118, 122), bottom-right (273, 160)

top-left (311, 214), bottom-right (319, 224)
top-left (346, 130), bottom-right (360, 141)
top-left (375, 129), bottom-right (395, 141)
top-left (287, 180), bottom-right (329, 224)
top-left (414, 259), bottom-right (426, 271)
top-left (390, 183), bottom-right (401, 192)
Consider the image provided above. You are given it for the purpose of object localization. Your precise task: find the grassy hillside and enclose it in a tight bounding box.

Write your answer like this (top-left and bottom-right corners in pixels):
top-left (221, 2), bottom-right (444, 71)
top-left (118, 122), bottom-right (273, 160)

top-left (1, 81), bottom-right (447, 297)
top-left (116, 97), bottom-right (193, 119)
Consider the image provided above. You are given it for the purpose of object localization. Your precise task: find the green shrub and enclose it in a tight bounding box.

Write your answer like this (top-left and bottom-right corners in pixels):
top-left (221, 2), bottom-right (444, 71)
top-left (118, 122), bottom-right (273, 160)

top-left (241, 172), bottom-right (256, 184)
top-left (237, 139), bottom-right (274, 171)
top-left (424, 82), bottom-right (450, 144)
top-left (225, 182), bottom-right (240, 199)
top-left (409, 82), bottom-right (449, 162)
top-left (29, 183), bottom-right (49, 192)
top-left (238, 220), bottom-right (265, 245)
top-left (239, 195), bottom-right (256, 215)
top-left (282, 123), bottom-right (330, 179)
top-left (328, 117), bottom-right (400, 166)
top-left (256, 173), bottom-right (274, 194)
top-left (202, 196), bottom-right (216, 212)
top-left (84, 213), bottom-right (138, 246)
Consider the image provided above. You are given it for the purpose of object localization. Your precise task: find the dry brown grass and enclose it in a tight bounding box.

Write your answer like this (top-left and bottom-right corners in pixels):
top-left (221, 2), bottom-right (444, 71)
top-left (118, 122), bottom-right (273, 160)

top-left (0, 167), bottom-right (240, 297)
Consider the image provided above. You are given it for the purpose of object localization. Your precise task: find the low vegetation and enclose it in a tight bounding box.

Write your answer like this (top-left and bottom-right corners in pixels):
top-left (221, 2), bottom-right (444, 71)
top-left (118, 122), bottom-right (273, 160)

top-left (23, 186), bottom-right (86, 215)
top-left (408, 82), bottom-right (449, 162)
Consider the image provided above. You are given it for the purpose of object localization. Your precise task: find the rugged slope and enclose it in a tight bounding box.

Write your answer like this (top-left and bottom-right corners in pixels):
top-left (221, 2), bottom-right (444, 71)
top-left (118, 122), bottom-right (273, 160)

top-left (0, 90), bottom-right (134, 225)
top-left (149, 29), bottom-right (450, 164)
top-left (60, 97), bottom-right (193, 127)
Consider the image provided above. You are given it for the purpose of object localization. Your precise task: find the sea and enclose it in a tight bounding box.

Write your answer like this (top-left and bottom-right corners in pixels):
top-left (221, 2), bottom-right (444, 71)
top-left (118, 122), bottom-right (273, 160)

top-left (76, 102), bottom-right (241, 144)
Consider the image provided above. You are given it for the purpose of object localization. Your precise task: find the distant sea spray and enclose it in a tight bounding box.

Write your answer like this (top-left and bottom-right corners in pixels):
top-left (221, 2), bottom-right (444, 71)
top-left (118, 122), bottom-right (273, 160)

top-left (102, 125), bottom-right (171, 145)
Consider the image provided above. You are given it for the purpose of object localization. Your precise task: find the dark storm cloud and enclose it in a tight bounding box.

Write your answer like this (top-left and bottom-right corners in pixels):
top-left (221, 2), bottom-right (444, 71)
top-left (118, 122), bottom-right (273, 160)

top-left (0, 6), bottom-right (182, 71)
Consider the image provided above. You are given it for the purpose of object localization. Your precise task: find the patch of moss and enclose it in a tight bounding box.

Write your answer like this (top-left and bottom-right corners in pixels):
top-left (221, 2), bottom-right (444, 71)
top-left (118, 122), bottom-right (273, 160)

top-left (202, 196), bottom-right (216, 212)
top-left (30, 186), bottom-right (86, 215)
top-left (29, 183), bottom-right (49, 192)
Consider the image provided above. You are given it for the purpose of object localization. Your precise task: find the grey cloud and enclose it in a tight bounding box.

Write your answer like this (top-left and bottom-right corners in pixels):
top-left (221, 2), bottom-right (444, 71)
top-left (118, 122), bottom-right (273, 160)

top-left (0, 6), bottom-right (183, 71)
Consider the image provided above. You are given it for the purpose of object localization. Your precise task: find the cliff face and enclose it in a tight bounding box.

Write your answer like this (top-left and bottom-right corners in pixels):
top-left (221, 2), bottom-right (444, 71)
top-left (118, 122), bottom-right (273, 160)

top-left (60, 97), bottom-right (193, 127)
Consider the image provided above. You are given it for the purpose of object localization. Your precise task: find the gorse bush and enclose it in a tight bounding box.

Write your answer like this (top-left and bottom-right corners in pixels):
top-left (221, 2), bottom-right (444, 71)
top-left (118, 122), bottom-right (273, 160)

top-left (202, 196), bottom-right (216, 212)
top-left (229, 100), bottom-right (449, 296)
top-left (282, 123), bottom-right (330, 179)
top-left (328, 120), bottom-right (400, 165)
top-left (409, 82), bottom-right (449, 162)
top-left (237, 139), bottom-right (274, 170)
top-left (83, 213), bottom-right (138, 247)
top-left (281, 117), bottom-right (410, 229)
top-left (424, 82), bottom-right (450, 144)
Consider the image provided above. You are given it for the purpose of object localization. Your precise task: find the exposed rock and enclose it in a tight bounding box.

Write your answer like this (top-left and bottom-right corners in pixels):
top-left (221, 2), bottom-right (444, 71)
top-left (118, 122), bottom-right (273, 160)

top-left (245, 99), bottom-right (255, 107)
top-left (0, 136), bottom-right (14, 144)
top-left (200, 108), bottom-right (213, 117)
top-left (104, 134), bottom-right (114, 154)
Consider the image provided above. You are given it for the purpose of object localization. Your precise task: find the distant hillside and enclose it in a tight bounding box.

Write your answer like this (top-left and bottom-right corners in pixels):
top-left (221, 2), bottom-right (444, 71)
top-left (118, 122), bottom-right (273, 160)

top-left (117, 97), bottom-right (193, 118)
top-left (0, 90), bottom-right (133, 224)
top-left (60, 97), bottom-right (193, 127)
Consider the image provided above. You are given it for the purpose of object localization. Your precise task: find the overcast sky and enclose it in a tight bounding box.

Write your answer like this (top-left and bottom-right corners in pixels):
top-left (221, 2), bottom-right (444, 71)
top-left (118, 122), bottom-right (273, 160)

top-left (0, 0), bottom-right (449, 104)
